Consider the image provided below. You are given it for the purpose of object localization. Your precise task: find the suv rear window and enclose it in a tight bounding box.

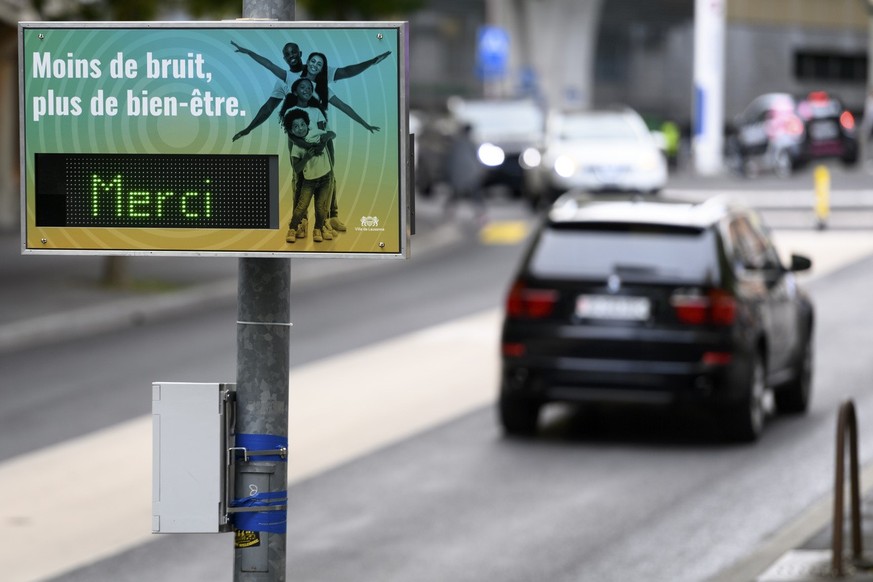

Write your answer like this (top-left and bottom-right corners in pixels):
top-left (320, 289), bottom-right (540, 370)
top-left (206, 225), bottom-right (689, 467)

top-left (528, 223), bottom-right (719, 284)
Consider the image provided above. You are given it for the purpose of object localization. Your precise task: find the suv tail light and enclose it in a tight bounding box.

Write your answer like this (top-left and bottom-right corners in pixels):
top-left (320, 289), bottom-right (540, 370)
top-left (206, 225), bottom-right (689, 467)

top-left (840, 111), bottom-right (855, 131)
top-left (506, 281), bottom-right (558, 319)
top-left (670, 288), bottom-right (737, 326)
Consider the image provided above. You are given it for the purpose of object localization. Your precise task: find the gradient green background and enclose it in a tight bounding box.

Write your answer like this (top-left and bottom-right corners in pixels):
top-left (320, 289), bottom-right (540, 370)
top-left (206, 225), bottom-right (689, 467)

top-left (22, 23), bottom-right (405, 256)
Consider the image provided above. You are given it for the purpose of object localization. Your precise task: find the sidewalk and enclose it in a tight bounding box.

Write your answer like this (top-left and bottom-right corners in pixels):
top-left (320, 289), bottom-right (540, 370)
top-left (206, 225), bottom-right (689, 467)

top-left (718, 461), bottom-right (873, 582)
top-left (0, 194), bottom-right (464, 353)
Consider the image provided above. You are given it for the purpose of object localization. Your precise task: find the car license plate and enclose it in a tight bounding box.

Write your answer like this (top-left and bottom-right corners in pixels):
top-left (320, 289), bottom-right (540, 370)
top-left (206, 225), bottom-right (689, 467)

top-left (593, 165), bottom-right (627, 184)
top-left (810, 120), bottom-right (838, 141)
top-left (576, 295), bottom-right (650, 321)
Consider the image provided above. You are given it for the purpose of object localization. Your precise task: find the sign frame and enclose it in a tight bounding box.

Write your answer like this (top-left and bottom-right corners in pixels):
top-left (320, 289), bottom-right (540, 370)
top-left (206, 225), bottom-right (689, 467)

top-left (19, 20), bottom-right (411, 259)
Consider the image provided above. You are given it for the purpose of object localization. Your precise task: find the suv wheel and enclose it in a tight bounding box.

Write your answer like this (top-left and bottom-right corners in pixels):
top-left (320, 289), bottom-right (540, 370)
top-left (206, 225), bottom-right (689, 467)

top-left (775, 334), bottom-right (812, 413)
top-left (722, 352), bottom-right (766, 442)
top-left (498, 394), bottom-right (541, 436)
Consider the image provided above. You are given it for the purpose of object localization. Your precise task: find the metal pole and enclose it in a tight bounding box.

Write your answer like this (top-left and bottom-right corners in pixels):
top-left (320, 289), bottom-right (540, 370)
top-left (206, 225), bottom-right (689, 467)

top-left (234, 1), bottom-right (294, 580)
top-left (862, 1), bottom-right (873, 167)
top-left (832, 400), bottom-right (863, 576)
top-left (692, 0), bottom-right (726, 176)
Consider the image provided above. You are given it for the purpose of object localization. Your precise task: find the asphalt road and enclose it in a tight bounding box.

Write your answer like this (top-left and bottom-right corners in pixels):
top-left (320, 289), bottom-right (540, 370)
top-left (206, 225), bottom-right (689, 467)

top-left (6, 166), bottom-right (873, 581)
top-left (38, 247), bottom-right (873, 582)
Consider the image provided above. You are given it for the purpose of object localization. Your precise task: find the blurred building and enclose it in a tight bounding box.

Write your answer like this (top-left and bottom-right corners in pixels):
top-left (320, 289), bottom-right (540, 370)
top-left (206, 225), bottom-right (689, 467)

top-left (724, 1), bottom-right (868, 114)
top-left (409, 0), bottom-right (868, 121)
top-left (0, 0), bottom-right (869, 229)
top-left (592, 0), bottom-right (868, 127)
top-left (406, 0), bottom-right (485, 110)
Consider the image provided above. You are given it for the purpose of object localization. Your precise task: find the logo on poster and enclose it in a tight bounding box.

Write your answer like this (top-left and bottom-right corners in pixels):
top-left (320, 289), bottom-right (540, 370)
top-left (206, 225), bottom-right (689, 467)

top-left (356, 215), bottom-right (384, 232)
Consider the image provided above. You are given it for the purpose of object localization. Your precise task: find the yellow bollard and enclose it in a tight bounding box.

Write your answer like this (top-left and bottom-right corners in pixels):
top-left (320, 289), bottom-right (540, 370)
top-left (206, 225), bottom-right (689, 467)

top-left (814, 164), bottom-right (830, 230)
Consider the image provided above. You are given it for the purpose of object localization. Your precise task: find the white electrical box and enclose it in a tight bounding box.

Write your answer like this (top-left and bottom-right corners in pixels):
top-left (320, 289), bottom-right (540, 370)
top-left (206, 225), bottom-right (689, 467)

top-left (152, 382), bottom-right (232, 533)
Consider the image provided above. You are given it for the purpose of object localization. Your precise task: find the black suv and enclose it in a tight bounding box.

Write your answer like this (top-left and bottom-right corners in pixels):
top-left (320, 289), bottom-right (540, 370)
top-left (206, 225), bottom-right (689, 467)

top-left (499, 194), bottom-right (814, 442)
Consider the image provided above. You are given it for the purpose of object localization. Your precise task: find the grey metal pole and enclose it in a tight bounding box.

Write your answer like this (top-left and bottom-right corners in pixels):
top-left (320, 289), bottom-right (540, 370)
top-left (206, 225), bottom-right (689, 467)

top-left (692, 0), bottom-right (726, 176)
top-left (244, 0), bottom-right (294, 20)
top-left (863, 1), bottom-right (873, 166)
top-left (234, 1), bottom-right (294, 581)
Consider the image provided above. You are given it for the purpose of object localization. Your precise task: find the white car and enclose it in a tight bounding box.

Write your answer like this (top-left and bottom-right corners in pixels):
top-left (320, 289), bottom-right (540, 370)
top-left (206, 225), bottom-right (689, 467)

top-left (525, 108), bottom-right (667, 206)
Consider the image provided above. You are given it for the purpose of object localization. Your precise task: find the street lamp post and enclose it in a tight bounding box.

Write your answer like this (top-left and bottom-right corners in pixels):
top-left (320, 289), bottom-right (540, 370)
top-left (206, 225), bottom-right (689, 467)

top-left (692, 0), bottom-right (726, 176)
top-left (234, 6), bottom-right (292, 582)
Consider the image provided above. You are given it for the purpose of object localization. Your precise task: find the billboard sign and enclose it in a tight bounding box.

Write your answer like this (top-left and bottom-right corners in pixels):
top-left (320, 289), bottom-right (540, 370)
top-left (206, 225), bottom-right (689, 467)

top-left (19, 21), bottom-right (409, 258)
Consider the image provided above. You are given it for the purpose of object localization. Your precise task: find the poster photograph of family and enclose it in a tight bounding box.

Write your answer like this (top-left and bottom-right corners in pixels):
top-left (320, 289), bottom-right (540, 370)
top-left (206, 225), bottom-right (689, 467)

top-left (20, 22), bottom-right (409, 257)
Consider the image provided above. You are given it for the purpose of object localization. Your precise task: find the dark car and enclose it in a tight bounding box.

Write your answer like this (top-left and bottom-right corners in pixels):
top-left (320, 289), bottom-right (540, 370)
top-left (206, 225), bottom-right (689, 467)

top-left (796, 91), bottom-right (859, 165)
top-left (498, 194), bottom-right (814, 442)
top-left (727, 91), bottom-right (858, 177)
top-left (445, 97), bottom-right (545, 198)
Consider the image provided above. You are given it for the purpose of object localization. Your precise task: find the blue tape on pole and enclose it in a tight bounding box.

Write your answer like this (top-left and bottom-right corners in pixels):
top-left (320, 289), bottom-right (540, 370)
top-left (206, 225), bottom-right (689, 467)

top-left (236, 433), bottom-right (288, 462)
top-left (232, 490), bottom-right (287, 534)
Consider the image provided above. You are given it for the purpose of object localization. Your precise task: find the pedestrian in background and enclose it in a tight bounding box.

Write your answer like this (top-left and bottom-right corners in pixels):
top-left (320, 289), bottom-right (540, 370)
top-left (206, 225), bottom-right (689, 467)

top-left (445, 123), bottom-right (485, 222)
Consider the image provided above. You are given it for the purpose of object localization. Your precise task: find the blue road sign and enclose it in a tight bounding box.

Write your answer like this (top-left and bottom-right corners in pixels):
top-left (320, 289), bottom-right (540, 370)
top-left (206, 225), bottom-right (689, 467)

top-left (477, 25), bottom-right (510, 79)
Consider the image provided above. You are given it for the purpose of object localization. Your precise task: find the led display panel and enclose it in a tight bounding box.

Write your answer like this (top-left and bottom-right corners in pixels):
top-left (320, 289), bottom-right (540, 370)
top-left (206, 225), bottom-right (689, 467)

top-left (36, 154), bottom-right (278, 229)
top-left (20, 22), bottom-right (409, 257)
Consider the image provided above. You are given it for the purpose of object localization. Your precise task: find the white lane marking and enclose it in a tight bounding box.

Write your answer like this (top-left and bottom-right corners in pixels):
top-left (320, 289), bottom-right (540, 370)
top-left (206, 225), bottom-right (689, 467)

top-left (0, 310), bottom-right (502, 582)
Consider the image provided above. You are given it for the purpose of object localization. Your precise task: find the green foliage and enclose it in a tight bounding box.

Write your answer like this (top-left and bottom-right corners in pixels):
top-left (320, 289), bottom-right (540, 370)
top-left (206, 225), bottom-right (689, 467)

top-left (297, 0), bottom-right (424, 19)
top-left (184, 0), bottom-right (246, 20)
top-left (35, 0), bottom-right (423, 21)
top-left (31, 0), bottom-right (169, 21)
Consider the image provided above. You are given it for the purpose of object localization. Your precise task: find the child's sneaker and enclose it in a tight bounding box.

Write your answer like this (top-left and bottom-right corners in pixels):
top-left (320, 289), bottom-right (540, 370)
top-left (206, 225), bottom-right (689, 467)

top-left (285, 229), bottom-right (296, 243)
top-left (313, 228), bottom-right (323, 242)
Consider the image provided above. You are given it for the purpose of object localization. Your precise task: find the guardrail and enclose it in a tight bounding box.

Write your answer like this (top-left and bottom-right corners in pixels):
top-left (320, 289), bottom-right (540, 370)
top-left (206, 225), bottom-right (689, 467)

top-left (832, 399), bottom-right (863, 576)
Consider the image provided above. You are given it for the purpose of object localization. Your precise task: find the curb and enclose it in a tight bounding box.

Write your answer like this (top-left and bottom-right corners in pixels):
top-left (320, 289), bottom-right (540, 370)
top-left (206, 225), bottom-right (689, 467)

top-left (709, 455), bottom-right (873, 581)
top-left (0, 221), bottom-right (465, 354)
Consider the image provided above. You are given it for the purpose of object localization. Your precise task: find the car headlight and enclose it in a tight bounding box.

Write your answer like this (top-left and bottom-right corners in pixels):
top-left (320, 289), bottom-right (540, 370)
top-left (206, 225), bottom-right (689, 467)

top-left (478, 143), bottom-right (505, 167)
top-left (520, 148), bottom-right (542, 169)
top-left (554, 155), bottom-right (576, 178)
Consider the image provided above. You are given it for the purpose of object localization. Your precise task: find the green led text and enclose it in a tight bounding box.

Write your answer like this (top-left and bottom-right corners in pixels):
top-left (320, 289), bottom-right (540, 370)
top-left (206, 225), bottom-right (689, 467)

top-left (90, 175), bottom-right (213, 220)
